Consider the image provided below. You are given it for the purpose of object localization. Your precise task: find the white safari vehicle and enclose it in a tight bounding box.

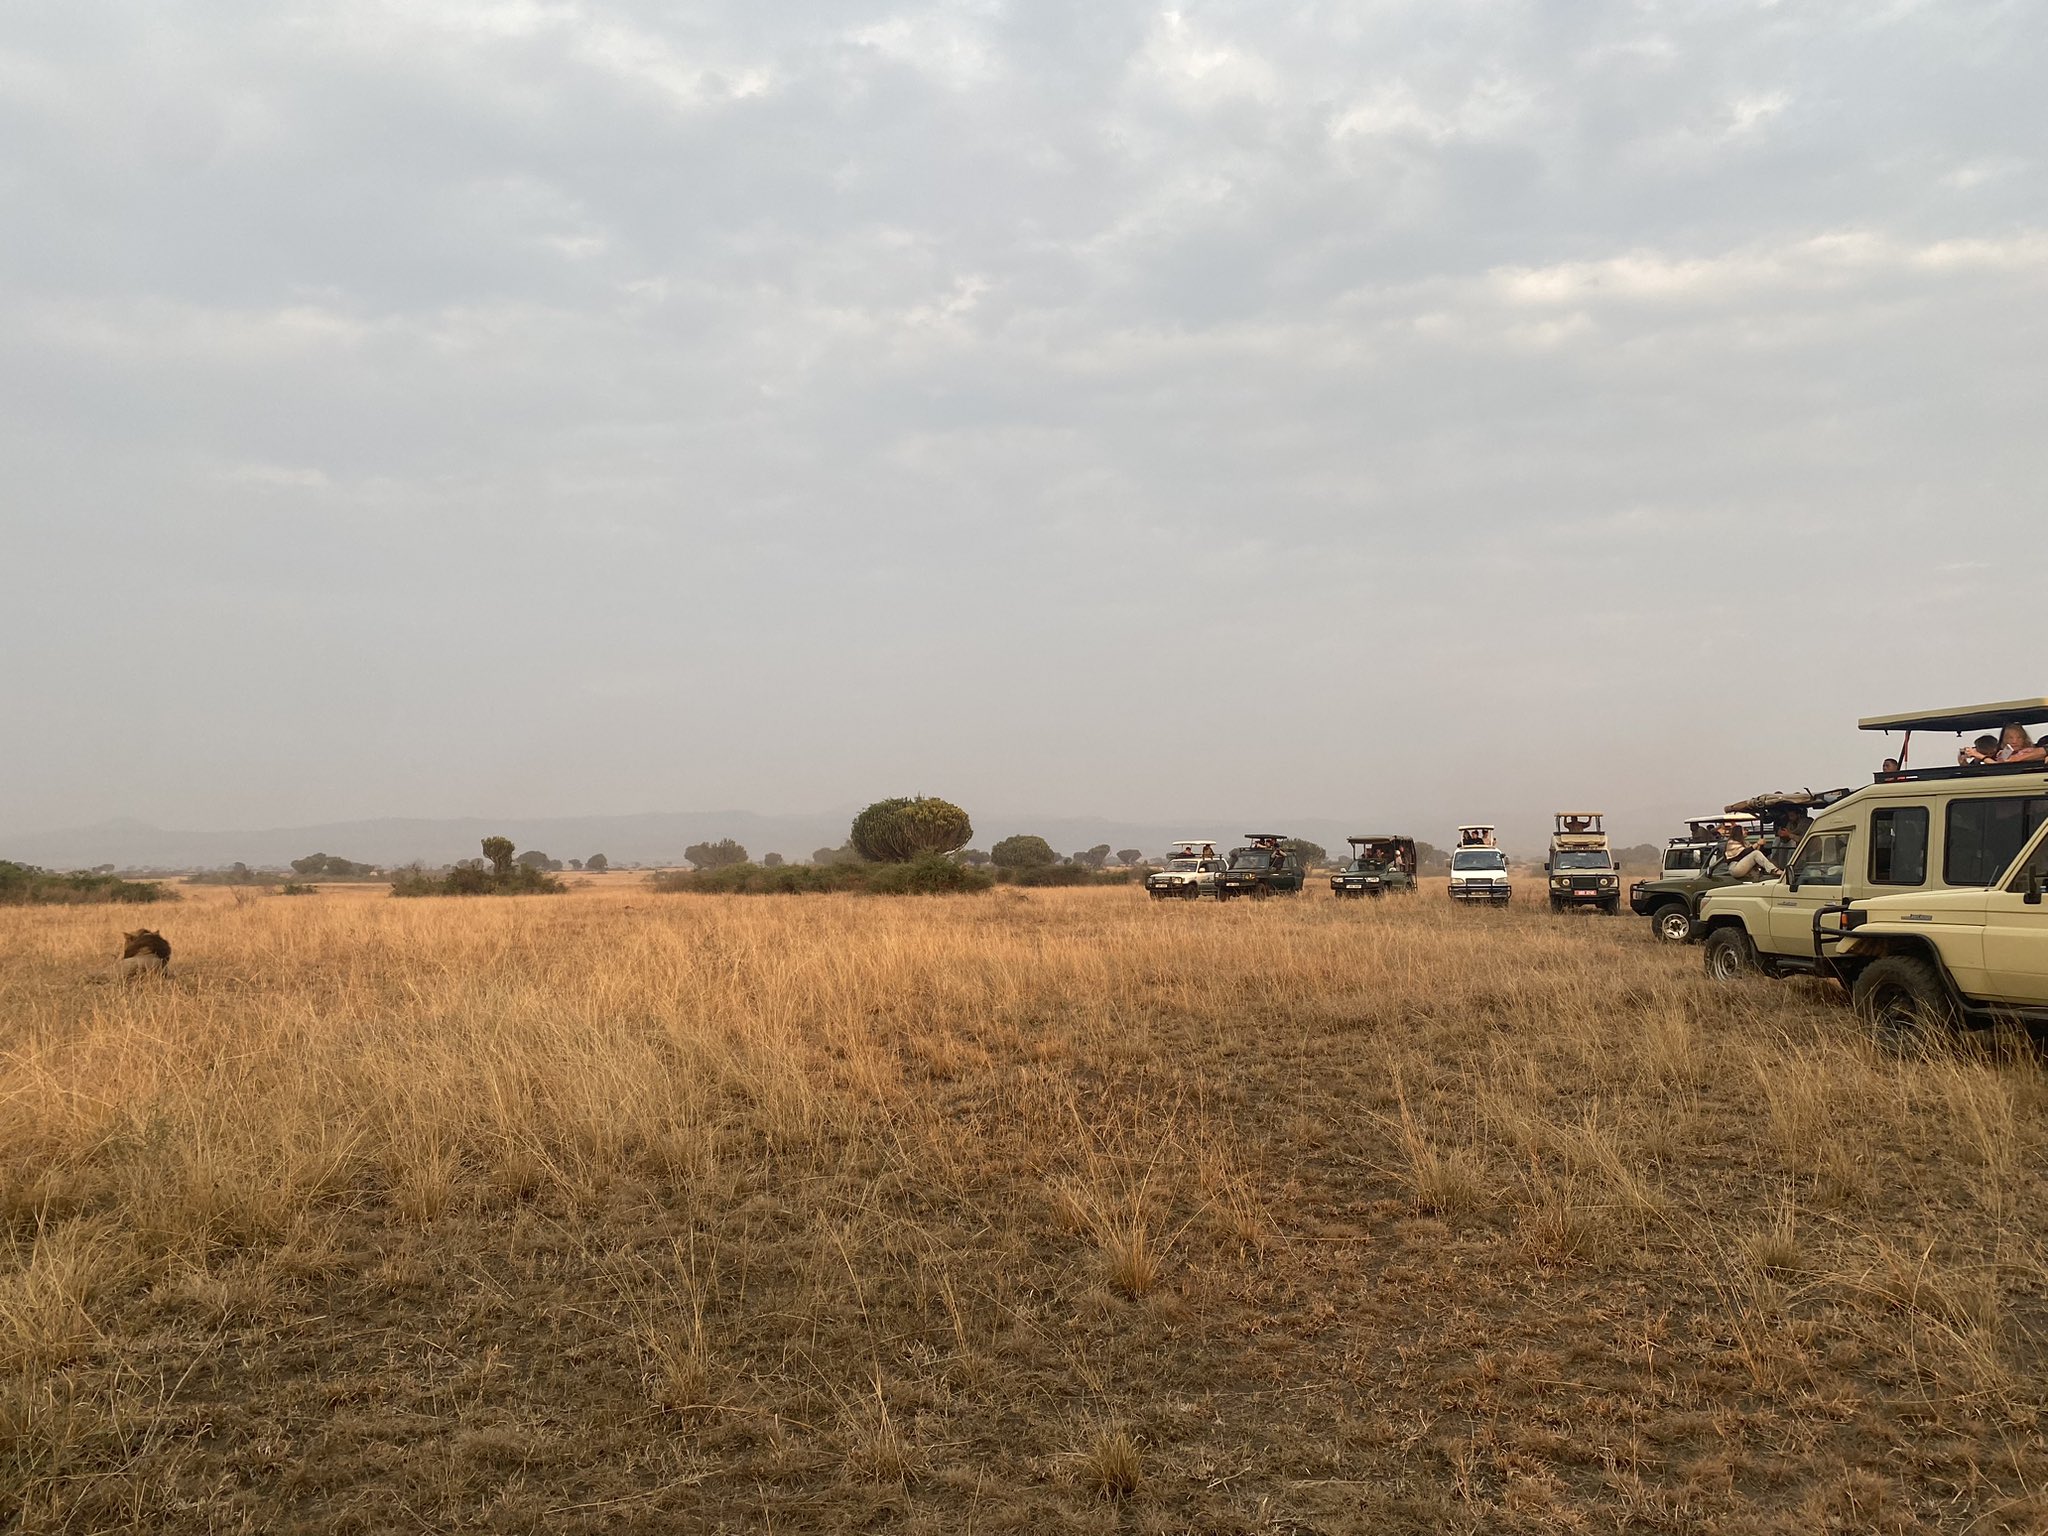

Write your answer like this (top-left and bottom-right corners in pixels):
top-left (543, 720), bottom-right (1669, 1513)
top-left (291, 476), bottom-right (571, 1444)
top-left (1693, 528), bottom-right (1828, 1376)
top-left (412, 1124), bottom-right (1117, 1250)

top-left (1698, 698), bottom-right (2048, 1046)
top-left (1448, 825), bottom-right (1511, 905)
top-left (1146, 839), bottom-right (1225, 901)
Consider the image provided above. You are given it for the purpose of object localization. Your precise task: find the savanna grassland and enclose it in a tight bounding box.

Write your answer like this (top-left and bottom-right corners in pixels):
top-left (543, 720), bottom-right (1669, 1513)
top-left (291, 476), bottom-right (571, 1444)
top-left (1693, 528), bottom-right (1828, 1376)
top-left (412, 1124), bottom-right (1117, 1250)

top-left (4, 881), bottom-right (2046, 1534)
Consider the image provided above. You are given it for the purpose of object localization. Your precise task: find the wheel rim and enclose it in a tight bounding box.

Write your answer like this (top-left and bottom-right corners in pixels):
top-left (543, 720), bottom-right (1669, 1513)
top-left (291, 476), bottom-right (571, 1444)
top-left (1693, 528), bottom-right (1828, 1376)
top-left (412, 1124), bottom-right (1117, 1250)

top-left (1867, 987), bottom-right (1922, 1041)
top-left (1709, 944), bottom-right (1743, 979)
top-left (1657, 910), bottom-right (1690, 943)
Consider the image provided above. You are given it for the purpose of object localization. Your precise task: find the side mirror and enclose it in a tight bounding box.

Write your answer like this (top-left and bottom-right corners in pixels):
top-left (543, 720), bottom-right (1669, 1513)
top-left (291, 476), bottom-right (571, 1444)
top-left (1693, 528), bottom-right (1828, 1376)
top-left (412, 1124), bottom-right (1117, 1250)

top-left (2027, 871), bottom-right (2043, 907)
top-left (1542, 861), bottom-right (1550, 873)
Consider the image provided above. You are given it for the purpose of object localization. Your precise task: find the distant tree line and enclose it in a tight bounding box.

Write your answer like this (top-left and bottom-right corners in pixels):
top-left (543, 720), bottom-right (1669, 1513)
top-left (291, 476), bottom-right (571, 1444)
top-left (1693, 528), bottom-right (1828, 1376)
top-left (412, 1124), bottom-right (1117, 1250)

top-left (0, 860), bottom-right (173, 906)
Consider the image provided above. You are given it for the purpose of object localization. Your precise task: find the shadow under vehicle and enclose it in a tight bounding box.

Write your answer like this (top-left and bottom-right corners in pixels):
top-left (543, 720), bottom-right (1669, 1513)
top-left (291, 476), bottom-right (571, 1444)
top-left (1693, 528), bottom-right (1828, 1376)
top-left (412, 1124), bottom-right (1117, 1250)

top-left (1447, 825), bottom-right (1511, 905)
top-left (1145, 839), bottom-right (1225, 901)
top-left (1697, 698), bottom-right (2048, 1050)
top-left (1545, 812), bottom-right (1620, 913)
top-left (1217, 834), bottom-right (1307, 899)
top-left (1331, 836), bottom-right (1418, 898)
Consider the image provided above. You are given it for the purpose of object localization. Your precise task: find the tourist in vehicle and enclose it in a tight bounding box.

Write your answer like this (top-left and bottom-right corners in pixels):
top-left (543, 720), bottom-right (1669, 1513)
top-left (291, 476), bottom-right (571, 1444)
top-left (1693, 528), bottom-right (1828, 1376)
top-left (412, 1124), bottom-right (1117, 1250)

top-left (1720, 821), bottom-right (1781, 879)
top-left (1961, 724), bottom-right (2047, 766)
top-left (1881, 757), bottom-right (1901, 777)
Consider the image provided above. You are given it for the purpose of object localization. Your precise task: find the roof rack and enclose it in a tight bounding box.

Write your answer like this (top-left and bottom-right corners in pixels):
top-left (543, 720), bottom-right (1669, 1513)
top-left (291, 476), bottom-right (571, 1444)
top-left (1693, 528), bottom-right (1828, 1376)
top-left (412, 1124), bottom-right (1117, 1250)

top-left (1860, 698), bottom-right (2048, 734)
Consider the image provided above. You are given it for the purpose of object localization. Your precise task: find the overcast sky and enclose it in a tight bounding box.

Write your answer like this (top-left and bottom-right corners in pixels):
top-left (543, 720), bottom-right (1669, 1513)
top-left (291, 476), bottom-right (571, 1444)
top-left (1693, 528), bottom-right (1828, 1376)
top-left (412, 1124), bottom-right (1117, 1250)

top-left (3, 0), bottom-right (2043, 846)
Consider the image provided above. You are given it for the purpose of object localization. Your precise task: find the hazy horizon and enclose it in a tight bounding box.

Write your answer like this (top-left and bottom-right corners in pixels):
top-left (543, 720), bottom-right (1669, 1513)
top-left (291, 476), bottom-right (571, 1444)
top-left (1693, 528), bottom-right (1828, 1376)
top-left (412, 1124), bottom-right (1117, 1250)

top-left (4, 1), bottom-right (2041, 844)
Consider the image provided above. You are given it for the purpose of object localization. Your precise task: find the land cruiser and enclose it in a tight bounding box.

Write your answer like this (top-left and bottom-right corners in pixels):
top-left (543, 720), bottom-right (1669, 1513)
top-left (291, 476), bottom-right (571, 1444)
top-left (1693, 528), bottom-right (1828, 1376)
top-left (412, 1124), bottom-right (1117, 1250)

top-left (1628, 802), bottom-right (1843, 944)
top-left (1332, 836), bottom-right (1418, 898)
top-left (1146, 840), bottom-right (1224, 901)
top-left (1217, 834), bottom-right (1307, 899)
top-left (1697, 698), bottom-right (2048, 1045)
top-left (1546, 812), bottom-right (1620, 913)
top-left (1447, 825), bottom-right (1511, 905)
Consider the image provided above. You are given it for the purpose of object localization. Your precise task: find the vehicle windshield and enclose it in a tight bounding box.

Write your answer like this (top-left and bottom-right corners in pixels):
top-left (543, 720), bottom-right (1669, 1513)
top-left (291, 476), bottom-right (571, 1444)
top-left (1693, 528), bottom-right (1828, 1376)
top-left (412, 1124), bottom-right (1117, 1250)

top-left (1553, 850), bottom-right (1613, 870)
top-left (1229, 850), bottom-right (1285, 870)
top-left (1452, 849), bottom-right (1507, 871)
top-left (1165, 858), bottom-right (1199, 871)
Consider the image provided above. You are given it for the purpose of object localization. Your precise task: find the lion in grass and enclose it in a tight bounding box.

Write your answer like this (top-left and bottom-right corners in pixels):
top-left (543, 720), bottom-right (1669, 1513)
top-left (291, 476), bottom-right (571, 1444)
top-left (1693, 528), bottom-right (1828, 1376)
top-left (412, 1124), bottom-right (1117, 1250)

top-left (119, 928), bottom-right (171, 979)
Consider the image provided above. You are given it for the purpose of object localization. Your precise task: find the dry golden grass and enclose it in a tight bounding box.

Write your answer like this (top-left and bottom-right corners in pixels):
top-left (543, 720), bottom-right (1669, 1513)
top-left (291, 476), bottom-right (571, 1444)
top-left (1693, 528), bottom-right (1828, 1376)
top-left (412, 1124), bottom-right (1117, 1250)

top-left (4, 880), bottom-right (2047, 1532)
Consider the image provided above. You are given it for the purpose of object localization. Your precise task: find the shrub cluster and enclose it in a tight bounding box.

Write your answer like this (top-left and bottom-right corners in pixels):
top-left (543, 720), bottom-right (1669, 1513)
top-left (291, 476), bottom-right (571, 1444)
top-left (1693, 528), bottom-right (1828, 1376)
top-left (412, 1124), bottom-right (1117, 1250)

top-left (0, 860), bottom-right (174, 906)
top-left (390, 838), bottom-right (566, 898)
top-left (652, 853), bottom-right (992, 896)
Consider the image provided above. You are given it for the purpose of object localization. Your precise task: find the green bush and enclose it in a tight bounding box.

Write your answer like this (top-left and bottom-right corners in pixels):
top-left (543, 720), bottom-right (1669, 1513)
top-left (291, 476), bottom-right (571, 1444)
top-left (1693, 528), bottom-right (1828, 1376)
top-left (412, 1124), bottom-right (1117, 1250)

top-left (651, 853), bottom-right (991, 896)
top-left (849, 798), bottom-right (973, 862)
top-left (0, 861), bottom-right (174, 906)
top-left (390, 839), bottom-right (566, 898)
top-left (990, 834), bottom-right (1057, 869)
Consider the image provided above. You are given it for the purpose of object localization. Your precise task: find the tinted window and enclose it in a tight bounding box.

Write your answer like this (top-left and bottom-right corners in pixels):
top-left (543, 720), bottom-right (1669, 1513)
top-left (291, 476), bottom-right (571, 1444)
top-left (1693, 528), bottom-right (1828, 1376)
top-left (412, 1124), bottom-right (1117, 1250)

top-left (1790, 832), bottom-right (1849, 888)
top-left (1553, 850), bottom-right (1612, 870)
top-left (1944, 797), bottom-right (2048, 887)
top-left (1869, 807), bottom-right (1929, 886)
top-left (1452, 850), bottom-right (1507, 871)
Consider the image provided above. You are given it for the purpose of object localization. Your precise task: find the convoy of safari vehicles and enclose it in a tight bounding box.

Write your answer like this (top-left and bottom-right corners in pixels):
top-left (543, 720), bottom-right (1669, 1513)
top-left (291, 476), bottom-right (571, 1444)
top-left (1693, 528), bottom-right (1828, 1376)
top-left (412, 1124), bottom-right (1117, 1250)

top-left (1447, 825), bottom-right (1512, 905)
top-left (1544, 813), bottom-right (1622, 914)
top-left (1331, 837), bottom-right (1418, 898)
top-left (1133, 694), bottom-right (2048, 1053)
top-left (1694, 698), bottom-right (2048, 1045)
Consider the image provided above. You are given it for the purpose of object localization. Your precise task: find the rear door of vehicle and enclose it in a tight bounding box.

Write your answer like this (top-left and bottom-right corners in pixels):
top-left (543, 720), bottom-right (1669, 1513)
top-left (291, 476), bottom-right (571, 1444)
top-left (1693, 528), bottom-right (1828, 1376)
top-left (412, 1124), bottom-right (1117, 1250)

top-left (1981, 823), bottom-right (2048, 1004)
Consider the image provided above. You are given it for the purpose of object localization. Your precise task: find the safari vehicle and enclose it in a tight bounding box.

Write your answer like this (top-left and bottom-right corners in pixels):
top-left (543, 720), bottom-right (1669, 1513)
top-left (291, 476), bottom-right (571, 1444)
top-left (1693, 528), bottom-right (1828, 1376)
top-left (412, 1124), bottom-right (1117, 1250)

top-left (1546, 812), bottom-right (1620, 914)
top-left (1447, 827), bottom-right (1511, 905)
top-left (1332, 836), bottom-right (1417, 898)
top-left (1697, 699), bottom-right (2048, 1046)
top-left (1628, 804), bottom-right (1838, 945)
top-left (1146, 839), bottom-right (1224, 901)
top-left (1217, 834), bottom-right (1307, 899)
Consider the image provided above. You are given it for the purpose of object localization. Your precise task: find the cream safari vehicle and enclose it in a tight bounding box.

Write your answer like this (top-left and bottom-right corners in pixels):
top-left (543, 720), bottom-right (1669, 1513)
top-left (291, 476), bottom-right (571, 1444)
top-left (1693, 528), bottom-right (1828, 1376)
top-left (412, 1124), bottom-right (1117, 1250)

top-left (1447, 825), bottom-right (1511, 905)
top-left (1146, 839), bottom-right (1225, 901)
top-left (1697, 698), bottom-right (2048, 1046)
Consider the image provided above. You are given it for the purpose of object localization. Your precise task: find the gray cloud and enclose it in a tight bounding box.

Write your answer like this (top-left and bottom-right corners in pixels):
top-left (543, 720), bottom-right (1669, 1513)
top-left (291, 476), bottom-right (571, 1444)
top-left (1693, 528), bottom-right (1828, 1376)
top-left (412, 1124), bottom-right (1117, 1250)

top-left (3, 0), bottom-right (2043, 849)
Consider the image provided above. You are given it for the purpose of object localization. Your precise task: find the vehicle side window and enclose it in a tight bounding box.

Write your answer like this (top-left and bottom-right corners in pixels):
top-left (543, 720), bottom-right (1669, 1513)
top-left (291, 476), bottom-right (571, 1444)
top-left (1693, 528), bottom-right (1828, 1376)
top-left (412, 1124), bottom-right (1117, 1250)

top-left (1869, 807), bottom-right (1928, 887)
top-left (1944, 797), bottom-right (2048, 887)
top-left (2007, 833), bottom-right (2048, 890)
top-left (1790, 832), bottom-right (1848, 888)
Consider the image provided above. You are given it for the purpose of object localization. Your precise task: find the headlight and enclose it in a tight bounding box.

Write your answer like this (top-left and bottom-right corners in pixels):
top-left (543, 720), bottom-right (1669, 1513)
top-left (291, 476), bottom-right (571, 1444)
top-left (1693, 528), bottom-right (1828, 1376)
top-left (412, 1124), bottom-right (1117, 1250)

top-left (1601, 877), bottom-right (1616, 888)
top-left (1553, 877), bottom-right (1569, 888)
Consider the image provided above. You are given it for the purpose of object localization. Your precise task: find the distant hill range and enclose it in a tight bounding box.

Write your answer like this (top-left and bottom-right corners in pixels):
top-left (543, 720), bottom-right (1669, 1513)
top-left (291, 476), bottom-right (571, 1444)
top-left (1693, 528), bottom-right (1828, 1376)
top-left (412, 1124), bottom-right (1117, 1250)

top-left (0, 813), bottom-right (1455, 873)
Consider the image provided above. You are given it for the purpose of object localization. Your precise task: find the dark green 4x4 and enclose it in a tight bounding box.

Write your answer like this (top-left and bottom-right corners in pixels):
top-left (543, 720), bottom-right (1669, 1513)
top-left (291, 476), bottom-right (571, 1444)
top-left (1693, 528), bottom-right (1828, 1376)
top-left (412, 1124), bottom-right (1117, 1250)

top-left (1217, 834), bottom-right (1307, 899)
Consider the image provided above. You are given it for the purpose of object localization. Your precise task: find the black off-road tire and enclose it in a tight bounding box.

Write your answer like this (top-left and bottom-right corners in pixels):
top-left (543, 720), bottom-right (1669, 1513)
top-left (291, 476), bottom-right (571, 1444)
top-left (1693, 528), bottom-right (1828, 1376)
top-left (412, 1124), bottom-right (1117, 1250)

top-left (1548, 896), bottom-right (1565, 914)
top-left (1651, 903), bottom-right (1694, 945)
top-left (1600, 897), bottom-right (1621, 916)
top-left (1702, 925), bottom-right (1759, 980)
top-left (1184, 885), bottom-right (1204, 902)
top-left (1852, 956), bottom-right (1961, 1054)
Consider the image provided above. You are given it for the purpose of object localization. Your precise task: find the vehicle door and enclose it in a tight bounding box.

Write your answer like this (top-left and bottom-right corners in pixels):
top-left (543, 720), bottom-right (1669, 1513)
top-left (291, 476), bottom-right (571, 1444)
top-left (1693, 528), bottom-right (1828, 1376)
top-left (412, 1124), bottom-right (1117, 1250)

top-left (1767, 828), bottom-right (1854, 953)
top-left (1982, 823), bottom-right (2048, 1004)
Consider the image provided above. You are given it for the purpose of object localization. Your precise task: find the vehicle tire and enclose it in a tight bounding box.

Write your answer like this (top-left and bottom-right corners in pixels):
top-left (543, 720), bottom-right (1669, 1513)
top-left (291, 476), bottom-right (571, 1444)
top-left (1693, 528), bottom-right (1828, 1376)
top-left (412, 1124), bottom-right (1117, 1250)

top-left (1852, 956), bottom-right (1960, 1054)
top-left (1651, 903), bottom-right (1694, 945)
top-left (1548, 897), bottom-right (1564, 914)
top-left (1702, 925), bottom-right (1758, 980)
top-left (1601, 897), bottom-right (1621, 916)
top-left (1184, 885), bottom-right (1203, 901)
